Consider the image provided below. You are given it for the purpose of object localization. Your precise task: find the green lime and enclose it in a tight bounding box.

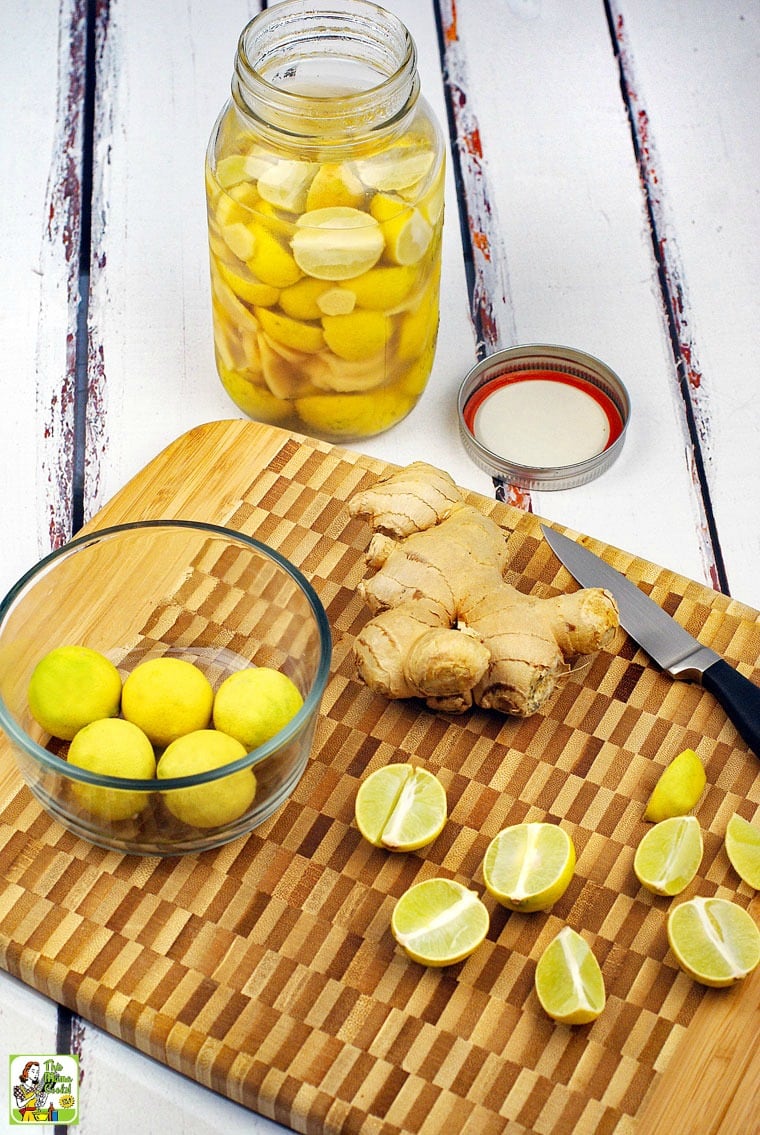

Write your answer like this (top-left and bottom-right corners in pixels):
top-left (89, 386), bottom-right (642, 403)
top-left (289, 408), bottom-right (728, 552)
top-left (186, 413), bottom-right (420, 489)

top-left (67, 717), bottom-right (156, 822)
top-left (157, 729), bottom-right (255, 828)
top-left (28, 645), bottom-right (122, 741)
top-left (121, 657), bottom-right (214, 748)
top-left (212, 667), bottom-right (303, 752)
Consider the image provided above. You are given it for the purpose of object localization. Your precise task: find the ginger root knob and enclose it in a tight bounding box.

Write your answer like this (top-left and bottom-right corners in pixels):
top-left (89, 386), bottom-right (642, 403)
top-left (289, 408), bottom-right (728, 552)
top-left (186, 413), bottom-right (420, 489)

top-left (350, 462), bottom-right (619, 717)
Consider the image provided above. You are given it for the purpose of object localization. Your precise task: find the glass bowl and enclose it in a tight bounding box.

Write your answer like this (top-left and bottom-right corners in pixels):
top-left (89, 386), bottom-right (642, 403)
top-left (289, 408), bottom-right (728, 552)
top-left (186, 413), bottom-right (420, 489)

top-left (0, 521), bottom-right (332, 855)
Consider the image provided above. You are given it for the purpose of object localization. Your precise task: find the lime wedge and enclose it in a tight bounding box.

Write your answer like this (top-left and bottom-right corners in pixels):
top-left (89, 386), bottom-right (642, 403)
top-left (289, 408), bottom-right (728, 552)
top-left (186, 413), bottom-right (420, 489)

top-left (534, 927), bottom-right (606, 1024)
top-left (279, 277), bottom-right (333, 321)
top-left (216, 260), bottom-right (279, 307)
top-left (633, 815), bottom-right (703, 896)
top-left (310, 347), bottom-right (386, 393)
top-left (315, 287), bottom-right (356, 316)
top-left (347, 265), bottom-right (417, 311)
top-left (370, 194), bottom-right (433, 266)
top-left (218, 364), bottom-right (292, 425)
top-left (219, 220), bottom-right (256, 261)
top-left (355, 140), bottom-right (436, 192)
top-left (248, 224), bottom-right (302, 288)
top-left (644, 747), bottom-right (706, 822)
top-left (306, 162), bottom-right (365, 211)
top-left (215, 151), bottom-right (274, 190)
top-left (295, 385), bottom-right (415, 438)
top-left (255, 306), bottom-right (325, 354)
top-left (256, 159), bottom-right (317, 213)
top-left (322, 309), bottom-right (392, 361)
top-left (725, 813), bottom-right (760, 889)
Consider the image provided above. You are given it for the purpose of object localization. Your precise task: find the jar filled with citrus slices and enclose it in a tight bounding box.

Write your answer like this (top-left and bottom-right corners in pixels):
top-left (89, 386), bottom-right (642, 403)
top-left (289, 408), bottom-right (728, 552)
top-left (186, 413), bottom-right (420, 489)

top-left (205, 0), bottom-right (445, 441)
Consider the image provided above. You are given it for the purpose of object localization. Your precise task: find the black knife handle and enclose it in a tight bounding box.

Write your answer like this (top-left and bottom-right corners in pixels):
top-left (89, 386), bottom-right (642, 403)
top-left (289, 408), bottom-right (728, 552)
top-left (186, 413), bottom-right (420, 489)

top-left (702, 659), bottom-right (760, 759)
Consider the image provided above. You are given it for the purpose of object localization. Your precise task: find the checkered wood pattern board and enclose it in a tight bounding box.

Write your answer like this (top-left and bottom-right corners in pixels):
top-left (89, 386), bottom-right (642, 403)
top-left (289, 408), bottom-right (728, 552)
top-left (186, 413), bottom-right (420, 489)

top-left (1, 422), bottom-right (759, 1135)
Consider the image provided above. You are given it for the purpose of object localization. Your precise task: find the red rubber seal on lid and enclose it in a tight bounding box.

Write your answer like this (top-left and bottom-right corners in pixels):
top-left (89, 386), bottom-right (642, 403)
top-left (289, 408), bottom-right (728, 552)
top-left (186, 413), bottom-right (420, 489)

top-left (462, 368), bottom-right (624, 453)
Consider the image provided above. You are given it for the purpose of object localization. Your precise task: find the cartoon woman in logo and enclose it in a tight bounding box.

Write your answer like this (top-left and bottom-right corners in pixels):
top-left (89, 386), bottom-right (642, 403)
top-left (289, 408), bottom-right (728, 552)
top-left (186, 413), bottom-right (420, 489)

top-left (12, 1061), bottom-right (57, 1123)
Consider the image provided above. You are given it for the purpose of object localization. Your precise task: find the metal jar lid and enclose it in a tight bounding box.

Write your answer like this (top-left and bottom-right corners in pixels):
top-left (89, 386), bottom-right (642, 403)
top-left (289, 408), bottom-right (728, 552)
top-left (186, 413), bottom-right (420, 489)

top-left (457, 344), bottom-right (631, 490)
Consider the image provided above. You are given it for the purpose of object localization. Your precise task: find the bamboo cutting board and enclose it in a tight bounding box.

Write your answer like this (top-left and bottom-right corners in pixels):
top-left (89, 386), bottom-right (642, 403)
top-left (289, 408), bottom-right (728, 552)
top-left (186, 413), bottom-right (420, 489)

top-left (1, 420), bottom-right (759, 1135)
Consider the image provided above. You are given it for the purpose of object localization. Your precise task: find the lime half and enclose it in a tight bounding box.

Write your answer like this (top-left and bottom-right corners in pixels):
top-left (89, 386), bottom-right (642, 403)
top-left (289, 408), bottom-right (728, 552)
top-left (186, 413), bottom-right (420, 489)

top-left (667, 896), bottom-right (760, 986)
top-left (291, 207), bottom-right (384, 281)
top-left (482, 823), bottom-right (576, 912)
top-left (355, 763), bottom-right (447, 851)
top-left (391, 878), bottom-right (489, 966)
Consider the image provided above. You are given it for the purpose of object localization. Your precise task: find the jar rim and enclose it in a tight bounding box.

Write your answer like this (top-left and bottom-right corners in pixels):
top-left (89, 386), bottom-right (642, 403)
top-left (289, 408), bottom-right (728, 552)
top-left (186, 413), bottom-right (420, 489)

top-left (232, 0), bottom-right (419, 146)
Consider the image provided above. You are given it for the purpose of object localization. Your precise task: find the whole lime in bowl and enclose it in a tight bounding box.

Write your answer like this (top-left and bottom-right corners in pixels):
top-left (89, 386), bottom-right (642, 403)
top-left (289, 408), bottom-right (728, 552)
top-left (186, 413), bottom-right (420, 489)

top-left (0, 520), bottom-right (332, 855)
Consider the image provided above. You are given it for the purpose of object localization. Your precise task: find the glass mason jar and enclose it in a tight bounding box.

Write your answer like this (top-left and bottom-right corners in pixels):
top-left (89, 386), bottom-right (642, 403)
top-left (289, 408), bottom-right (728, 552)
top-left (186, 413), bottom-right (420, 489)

top-left (205, 0), bottom-right (445, 442)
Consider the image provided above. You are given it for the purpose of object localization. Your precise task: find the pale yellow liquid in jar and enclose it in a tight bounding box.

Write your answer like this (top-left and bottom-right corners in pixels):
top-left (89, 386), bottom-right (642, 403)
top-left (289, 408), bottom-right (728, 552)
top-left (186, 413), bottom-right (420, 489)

top-left (206, 79), bottom-right (444, 441)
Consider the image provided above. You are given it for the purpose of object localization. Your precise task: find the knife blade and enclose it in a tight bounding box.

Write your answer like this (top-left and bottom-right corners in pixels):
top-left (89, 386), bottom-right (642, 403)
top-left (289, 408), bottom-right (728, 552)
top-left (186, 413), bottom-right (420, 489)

top-left (541, 525), bottom-right (760, 758)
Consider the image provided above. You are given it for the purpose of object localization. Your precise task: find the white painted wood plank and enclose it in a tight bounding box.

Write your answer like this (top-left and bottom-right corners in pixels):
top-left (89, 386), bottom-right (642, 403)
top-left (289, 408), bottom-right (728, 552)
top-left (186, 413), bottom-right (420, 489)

top-left (0, 975), bottom-right (61, 1134)
top-left (0, 3), bottom-right (83, 1124)
top-left (611, 0), bottom-right (760, 609)
top-left (450, 0), bottom-right (710, 586)
top-left (0, 0), bottom-right (83, 598)
top-left (84, 0), bottom-right (242, 519)
top-left (0, 971), bottom-right (60, 1057)
top-left (86, 0), bottom-right (491, 524)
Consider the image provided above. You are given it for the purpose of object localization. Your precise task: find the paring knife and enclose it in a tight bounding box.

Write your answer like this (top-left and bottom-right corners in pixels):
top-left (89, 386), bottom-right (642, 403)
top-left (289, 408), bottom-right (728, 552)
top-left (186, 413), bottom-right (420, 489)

top-left (541, 525), bottom-right (760, 758)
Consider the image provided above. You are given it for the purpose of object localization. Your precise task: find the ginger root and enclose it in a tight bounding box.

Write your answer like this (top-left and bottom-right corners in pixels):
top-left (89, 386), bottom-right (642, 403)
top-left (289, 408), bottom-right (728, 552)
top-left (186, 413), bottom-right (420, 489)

top-left (349, 461), bottom-right (619, 717)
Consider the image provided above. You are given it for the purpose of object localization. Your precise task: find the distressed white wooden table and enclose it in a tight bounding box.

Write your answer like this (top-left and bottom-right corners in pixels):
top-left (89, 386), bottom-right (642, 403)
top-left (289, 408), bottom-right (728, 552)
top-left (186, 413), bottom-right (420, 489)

top-left (1, 1), bottom-right (758, 1132)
